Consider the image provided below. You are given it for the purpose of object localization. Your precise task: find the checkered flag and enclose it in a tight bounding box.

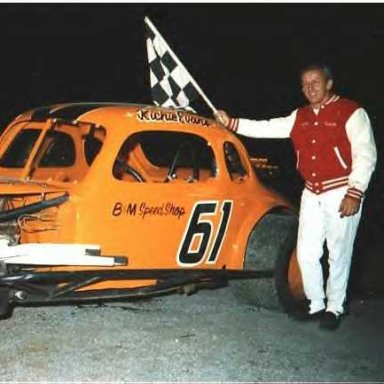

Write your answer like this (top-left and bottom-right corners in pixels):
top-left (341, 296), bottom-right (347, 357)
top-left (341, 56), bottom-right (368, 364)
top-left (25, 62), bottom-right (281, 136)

top-left (144, 17), bottom-right (217, 113)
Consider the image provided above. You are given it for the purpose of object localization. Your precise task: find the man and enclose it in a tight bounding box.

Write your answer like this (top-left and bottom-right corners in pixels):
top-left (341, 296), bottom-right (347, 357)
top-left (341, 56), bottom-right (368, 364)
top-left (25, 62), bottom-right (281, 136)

top-left (215, 64), bottom-right (377, 330)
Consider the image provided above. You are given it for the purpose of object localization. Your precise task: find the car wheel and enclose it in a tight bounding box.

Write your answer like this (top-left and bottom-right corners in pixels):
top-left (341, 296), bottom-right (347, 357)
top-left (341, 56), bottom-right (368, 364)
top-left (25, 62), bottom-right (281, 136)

top-left (231, 208), bottom-right (306, 315)
top-left (0, 287), bottom-right (12, 320)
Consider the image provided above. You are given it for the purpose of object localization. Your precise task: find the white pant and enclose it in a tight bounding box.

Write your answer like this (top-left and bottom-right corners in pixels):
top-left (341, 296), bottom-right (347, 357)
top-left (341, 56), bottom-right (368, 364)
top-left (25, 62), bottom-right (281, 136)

top-left (296, 187), bottom-right (362, 314)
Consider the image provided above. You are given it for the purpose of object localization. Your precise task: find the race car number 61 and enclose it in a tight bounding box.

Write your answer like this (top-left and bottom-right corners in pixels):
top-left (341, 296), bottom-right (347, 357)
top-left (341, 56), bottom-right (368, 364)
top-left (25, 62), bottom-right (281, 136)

top-left (177, 200), bottom-right (233, 266)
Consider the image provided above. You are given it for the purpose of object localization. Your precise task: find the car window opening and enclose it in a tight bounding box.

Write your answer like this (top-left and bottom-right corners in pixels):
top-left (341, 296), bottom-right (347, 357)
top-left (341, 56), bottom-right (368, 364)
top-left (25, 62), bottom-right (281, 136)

top-left (0, 122), bottom-right (106, 183)
top-left (113, 131), bottom-right (217, 183)
top-left (224, 141), bottom-right (247, 182)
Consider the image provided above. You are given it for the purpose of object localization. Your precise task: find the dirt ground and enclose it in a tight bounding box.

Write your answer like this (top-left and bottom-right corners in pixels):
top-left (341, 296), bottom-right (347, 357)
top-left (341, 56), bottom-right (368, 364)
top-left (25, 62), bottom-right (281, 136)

top-left (0, 286), bottom-right (383, 382)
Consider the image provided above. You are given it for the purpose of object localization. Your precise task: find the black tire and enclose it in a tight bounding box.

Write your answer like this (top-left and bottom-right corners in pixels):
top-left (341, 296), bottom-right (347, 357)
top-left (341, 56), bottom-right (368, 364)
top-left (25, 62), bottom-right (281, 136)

top-left (231, 208), bottom-right (305, 315)
top-left (0, 287), bottom-right (13, 320)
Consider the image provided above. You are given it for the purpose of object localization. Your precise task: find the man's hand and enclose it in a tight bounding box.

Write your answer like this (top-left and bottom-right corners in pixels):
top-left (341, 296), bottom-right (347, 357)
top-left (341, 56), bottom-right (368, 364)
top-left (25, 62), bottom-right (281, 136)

top-left (338, 196), bottom-right (361, 218)
top-left (214, 110), bottom-right (230, 127)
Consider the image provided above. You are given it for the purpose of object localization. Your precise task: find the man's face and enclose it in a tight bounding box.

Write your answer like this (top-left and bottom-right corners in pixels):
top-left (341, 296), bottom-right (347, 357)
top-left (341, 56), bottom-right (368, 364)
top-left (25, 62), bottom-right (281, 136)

top-left (301, 69), bottom-right (333, 107)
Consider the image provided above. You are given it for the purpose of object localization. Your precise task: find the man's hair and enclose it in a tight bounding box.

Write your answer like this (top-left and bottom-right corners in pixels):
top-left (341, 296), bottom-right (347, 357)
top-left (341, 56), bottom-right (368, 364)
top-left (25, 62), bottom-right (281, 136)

top-left (300, 64), bottom-right (333, 81)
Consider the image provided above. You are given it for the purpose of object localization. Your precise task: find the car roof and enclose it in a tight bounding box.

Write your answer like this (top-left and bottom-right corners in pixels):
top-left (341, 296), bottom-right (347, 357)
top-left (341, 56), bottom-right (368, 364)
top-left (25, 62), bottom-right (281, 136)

top-left (13, 102), bottom-right (233, 141)
top-left (21, 102), bottom-right (148, 122)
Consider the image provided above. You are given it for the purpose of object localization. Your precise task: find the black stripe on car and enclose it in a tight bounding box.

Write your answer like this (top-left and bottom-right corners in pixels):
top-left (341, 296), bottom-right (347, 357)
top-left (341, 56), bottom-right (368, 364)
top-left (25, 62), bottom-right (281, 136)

top-left (30, 103), bottom-right (147, 122)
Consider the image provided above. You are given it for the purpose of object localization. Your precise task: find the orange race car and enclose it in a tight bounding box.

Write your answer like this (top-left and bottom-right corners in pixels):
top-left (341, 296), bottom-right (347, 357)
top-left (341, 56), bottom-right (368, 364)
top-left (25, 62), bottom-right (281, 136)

top-left (0, 103), bottom-right (304, 319)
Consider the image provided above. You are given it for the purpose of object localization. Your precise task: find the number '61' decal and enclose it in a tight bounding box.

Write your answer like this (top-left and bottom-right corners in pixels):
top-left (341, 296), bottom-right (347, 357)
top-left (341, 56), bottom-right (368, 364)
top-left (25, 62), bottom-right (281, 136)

top-left (177, 200), bottom-right (233, 266)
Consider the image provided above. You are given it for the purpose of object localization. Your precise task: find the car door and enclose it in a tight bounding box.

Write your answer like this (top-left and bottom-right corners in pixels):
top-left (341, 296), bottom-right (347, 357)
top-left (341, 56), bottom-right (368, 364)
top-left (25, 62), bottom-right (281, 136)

top-left (93, 130), bottom-right (243, 270)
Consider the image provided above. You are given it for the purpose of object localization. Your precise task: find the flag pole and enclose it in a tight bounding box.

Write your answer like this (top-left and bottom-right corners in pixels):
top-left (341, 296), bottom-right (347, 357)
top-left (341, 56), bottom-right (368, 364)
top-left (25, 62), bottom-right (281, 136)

top-left (145, 16), bottom-right (218, 114)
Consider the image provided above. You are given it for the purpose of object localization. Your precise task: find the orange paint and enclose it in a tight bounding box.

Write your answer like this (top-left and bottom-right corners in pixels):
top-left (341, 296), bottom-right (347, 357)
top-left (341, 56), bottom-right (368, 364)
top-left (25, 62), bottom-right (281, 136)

top-left (0, 104), bottom-right (302, 294)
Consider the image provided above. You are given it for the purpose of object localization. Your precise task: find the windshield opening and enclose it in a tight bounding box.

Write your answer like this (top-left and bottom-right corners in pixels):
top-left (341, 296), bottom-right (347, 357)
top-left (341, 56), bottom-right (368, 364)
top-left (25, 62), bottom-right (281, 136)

top-left (0, 122), bottom-right (106, 183)
top-left (0, 129), bottom-right (41, 168)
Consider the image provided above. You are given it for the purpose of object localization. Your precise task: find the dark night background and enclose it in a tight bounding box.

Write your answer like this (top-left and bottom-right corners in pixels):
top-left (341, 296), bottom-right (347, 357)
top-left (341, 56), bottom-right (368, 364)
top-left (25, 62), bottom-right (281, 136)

top-left (0, 3), bottom-right (382, 293)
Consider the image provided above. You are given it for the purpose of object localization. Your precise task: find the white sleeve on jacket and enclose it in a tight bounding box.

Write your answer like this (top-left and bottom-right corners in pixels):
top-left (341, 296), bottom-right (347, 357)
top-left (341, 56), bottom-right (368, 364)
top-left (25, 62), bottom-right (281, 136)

top-left (346, 108), bottom-right (377, 193)
top-left (236, 110), bottom-right (297, 138)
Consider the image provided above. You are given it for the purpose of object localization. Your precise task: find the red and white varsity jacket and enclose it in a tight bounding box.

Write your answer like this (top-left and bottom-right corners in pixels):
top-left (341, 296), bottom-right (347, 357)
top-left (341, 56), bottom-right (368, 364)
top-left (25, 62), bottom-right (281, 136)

top-left (225, 95), bottom-right (377, 199)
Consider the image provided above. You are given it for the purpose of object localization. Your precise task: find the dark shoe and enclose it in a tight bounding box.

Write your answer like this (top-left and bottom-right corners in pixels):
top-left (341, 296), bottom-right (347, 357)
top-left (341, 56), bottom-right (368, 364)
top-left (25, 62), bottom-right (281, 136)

top-left (292, 308), bottom-right (325, 322)
top-left (319, 311), bottom-right (341, 330)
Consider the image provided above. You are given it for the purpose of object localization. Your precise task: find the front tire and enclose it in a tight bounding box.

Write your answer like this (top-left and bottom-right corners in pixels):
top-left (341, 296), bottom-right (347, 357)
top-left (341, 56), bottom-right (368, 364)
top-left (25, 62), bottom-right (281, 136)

top-left (231, 208), bottom-right (305, 315)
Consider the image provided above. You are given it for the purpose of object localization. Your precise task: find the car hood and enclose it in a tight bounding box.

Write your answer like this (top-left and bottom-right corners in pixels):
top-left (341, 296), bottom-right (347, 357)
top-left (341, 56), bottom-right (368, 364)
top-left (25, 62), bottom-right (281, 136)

top-left (0, 179), bottom-right (69, 224)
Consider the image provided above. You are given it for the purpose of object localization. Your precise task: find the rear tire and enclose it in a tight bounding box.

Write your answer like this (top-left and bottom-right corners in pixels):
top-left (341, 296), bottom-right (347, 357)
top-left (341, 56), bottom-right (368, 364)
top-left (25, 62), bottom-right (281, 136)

top-left (0, 287), bottom-right (13, 320)
top-left (231, 208), bottom-right (306, 315)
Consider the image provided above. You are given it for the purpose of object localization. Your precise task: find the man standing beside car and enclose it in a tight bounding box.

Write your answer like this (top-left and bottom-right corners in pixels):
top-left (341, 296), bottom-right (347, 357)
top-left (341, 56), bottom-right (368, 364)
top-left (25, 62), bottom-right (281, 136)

top-left (215, 64), bottom-right (377, 330)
